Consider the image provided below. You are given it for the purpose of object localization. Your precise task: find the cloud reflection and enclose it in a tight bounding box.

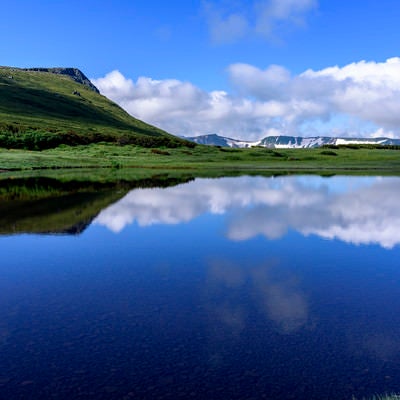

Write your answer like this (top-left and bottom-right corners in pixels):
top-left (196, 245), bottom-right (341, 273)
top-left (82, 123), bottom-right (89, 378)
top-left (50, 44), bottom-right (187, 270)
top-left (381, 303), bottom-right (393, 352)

top-left (206, 260), bottom-right (309, 334)
top-left (252, 267), bottom-right (308, 333)
top-left (94, 176), bottom-right (400, 248)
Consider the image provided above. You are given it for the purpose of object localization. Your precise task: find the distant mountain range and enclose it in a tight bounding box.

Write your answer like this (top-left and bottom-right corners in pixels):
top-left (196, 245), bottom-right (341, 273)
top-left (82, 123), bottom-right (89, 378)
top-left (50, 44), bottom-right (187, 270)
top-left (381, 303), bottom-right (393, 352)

top-left (184, 134), bottom-right (400, 148)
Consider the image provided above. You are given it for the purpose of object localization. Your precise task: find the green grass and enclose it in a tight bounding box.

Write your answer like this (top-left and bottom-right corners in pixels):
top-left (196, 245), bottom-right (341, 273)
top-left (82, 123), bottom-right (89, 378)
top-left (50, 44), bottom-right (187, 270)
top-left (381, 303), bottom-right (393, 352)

top-left (0, 67), bottom-right (192, 149)
top-left (1, 143), bottom-right (400, 173)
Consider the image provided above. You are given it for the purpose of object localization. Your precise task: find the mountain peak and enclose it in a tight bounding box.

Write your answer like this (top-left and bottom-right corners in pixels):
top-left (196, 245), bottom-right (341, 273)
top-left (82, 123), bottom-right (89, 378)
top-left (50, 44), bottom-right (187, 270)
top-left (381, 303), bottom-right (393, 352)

top-left (184, 134), bottom-right (400, 148)
top-left (22, 67), bottom-right (99, 93)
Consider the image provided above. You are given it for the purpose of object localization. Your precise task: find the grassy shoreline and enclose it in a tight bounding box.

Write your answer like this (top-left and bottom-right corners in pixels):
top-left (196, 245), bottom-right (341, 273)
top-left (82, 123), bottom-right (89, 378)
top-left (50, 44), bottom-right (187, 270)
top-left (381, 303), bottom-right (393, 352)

top-left (1, 143), bottom-right (400, 175)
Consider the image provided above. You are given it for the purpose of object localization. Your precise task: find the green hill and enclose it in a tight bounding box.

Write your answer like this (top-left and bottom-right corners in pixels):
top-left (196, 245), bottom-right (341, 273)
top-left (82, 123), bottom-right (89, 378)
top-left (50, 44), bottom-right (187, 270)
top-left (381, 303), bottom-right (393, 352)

top-left (0, 66), bottom-right (192, 149)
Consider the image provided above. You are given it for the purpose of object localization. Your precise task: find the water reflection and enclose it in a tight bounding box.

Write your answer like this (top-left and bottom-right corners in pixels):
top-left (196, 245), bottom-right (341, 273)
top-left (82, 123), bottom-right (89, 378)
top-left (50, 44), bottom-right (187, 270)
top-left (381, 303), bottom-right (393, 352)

top-left (206, 259), bottom-right (308, 334)
top-left (0, 174), bottom-right (193, 235)
top-left (95, 176), bottom-right (400, 248)
top-left (2, 175), bottom-right (400, 399)
top-left (353, 332), bottom-right (400, 362)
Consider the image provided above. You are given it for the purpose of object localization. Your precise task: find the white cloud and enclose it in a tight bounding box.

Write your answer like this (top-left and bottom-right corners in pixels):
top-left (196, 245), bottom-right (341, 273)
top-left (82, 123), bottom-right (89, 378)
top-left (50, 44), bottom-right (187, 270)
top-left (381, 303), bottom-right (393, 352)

top-left (299, 58), bottom-right (400, 129)
top-left (255, 0), bottom-right (318, 38)
top-left (302, 57), bottom-right (400, 86)
top-left (228, 57), bottom-right (400, 133)
top-left (228, 63), bottom-right (291, 100)
top-left (93, 70), bottom-right (285, 139)
top-left (202, 0), bottom-right (317, 43)
top-left (92, 57), bottom-right (400, 140)
top-left (203, 2), bottom-right (249, 44)
top-left (370, 128), bottom-right (396, 139)
top-left (94, 176), bottom-right (400, 249)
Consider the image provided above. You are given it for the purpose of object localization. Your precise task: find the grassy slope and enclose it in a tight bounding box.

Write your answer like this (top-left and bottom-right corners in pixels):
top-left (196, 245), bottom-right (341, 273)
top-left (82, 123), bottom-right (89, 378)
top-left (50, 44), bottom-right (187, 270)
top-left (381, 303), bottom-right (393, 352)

top-left (0, 67), bottom-right (190, 148)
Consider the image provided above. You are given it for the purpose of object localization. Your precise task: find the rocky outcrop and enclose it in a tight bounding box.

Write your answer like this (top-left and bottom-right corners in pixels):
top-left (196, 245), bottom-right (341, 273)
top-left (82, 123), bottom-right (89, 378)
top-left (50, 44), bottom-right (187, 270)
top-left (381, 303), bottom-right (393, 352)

top-left (23, 67), bottom-right (100, 93)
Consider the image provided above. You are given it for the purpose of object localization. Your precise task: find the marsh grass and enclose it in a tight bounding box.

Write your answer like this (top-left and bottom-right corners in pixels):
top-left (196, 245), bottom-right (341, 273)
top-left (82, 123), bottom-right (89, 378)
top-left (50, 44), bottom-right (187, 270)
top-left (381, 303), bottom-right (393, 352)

top-left (1, 143), bottom-right (400, 173)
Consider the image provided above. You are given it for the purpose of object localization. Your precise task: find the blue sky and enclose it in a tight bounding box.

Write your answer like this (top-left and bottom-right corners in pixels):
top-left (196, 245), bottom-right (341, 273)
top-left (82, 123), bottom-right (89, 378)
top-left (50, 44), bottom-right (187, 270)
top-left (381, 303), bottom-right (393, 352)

top-left (3, 0), bottom-right (400, 139)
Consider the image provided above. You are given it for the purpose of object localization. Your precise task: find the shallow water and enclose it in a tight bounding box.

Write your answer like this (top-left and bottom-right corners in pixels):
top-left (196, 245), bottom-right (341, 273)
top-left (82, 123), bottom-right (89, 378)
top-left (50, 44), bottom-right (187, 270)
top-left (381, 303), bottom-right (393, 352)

top-left (1, 175), bottom-right (400, 399)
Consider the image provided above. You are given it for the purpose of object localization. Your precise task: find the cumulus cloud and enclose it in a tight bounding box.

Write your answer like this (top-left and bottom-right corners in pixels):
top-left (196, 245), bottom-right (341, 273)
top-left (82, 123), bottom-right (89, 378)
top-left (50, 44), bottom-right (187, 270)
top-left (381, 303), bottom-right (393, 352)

top-left (92, 57), bottom-right (400, 140)
top-left (300, 58), bottom-right (400, 129)
top-left (229, 57), bottom-right (400, 133)
top-left (93, 70), bottom-right (284, 139)
top-left (94, 176), bottom-right (400, 249)
top-left (202, 0), bottom-right (317, 43)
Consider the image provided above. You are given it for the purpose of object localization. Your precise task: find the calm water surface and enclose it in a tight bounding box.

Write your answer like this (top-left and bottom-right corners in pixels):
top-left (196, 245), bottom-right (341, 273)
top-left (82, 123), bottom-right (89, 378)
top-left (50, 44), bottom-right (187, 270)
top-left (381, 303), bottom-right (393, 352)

top-left (1, 175), bottom-right (400, 399)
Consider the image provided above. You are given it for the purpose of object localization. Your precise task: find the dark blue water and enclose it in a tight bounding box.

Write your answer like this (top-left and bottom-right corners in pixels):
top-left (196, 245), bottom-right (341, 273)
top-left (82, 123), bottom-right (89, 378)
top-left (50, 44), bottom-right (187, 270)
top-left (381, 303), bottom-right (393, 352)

top-left (1, 176), bottom-right (400, 399)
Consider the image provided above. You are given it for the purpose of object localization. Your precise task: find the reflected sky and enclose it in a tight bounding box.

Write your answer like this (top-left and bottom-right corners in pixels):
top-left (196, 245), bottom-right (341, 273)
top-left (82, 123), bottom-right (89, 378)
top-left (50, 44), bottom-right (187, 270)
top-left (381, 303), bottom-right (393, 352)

top-left (2, 175), bottom-right (400, 399)
top-left (206, 259), bottom-right (309, 334)
top-left (95, 175), bottom-right (400, 248)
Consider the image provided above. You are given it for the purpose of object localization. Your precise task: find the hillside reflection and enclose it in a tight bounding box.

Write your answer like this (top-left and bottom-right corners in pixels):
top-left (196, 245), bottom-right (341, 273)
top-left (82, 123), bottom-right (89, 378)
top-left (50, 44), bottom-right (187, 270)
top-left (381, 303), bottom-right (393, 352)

top-left (95, 176), bottom-right (400, 248)
top-left (0, 174), bottom-right (193, 235)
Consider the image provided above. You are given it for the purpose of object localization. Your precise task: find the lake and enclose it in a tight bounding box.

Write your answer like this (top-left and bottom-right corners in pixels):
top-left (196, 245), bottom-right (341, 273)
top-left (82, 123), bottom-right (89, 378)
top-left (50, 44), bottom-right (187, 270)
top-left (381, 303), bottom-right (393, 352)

top-left (1, 174), bottom-right (400, 399)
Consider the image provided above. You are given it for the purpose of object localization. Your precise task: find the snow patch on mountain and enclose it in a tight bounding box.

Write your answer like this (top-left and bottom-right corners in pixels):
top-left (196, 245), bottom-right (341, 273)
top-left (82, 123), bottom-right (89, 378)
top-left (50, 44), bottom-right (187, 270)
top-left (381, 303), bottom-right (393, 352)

top-left (184, 134), bottom-right (400, 148)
